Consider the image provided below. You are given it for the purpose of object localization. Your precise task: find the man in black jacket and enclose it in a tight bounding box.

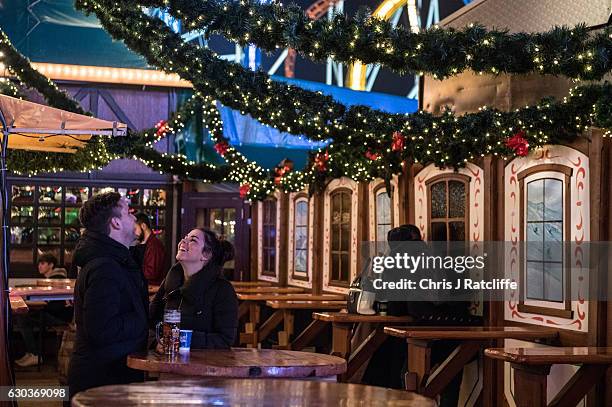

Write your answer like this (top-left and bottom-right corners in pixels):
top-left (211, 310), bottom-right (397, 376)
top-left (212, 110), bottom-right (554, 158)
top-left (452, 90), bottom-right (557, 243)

top-left (68, 192), bottom-right (148, 397)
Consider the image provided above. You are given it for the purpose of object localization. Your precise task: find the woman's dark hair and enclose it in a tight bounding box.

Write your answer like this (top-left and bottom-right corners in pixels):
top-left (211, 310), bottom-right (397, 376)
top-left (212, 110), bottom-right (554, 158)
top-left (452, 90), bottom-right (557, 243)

top-left (197, 228), bottom-right (235, 267)
top-left (387, 224), bottom-right (422, 242)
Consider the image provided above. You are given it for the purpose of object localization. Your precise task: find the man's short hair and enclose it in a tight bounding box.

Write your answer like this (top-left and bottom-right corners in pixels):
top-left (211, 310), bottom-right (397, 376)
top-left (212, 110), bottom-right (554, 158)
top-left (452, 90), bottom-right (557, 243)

top-left (388, 224), bottom-right (422, 242)
top-left (79, 191), bottom-right (123, 235)
top-left (134, 213), bottom-right (152, 230)
top-left (38, 252), bottom-right (58, 267)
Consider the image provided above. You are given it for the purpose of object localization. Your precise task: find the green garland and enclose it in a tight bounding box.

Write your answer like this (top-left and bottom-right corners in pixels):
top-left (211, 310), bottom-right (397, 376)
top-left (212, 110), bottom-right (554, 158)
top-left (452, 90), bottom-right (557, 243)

top-left (78, 3), bottom-right (611, 153)
top-left (136, 0), bottom-right (612, 80)
top-left (2, 4), bottom-right (611, 201)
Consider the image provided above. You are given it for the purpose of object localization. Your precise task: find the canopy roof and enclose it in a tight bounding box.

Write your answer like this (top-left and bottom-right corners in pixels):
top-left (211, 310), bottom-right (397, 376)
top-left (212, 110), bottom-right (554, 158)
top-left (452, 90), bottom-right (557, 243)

top-left (0, 94), bottom-right (126, 153)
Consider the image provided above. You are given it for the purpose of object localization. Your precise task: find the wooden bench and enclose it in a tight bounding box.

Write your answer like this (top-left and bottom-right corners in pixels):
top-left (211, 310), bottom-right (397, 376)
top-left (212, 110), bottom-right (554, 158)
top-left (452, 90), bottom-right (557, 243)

top-left (485, 347), bottom-right (612, 407)
top-left (237, 293), bottom-right (345, 348)
top-left (384, 326), bottom-right (559, 406)
top-left (310, 312), bottom-right (414, 381)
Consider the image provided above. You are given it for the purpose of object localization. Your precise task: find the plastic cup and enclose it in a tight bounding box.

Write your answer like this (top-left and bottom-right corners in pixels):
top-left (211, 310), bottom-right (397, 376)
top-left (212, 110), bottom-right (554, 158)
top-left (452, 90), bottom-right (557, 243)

top-left (179, 329), bottom-right (193, 353)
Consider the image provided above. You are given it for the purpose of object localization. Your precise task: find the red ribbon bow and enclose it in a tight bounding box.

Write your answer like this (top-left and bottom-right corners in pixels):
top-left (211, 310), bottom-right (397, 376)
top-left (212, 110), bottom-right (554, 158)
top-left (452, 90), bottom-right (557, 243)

top-left (391, 131), bottom-right (405, 152)
top-left (239, 183), bottom-right (250, 199)
top-left (214, 141), bottom-right (229, 156)
top-left (506, 131), bottom-right (529, 157)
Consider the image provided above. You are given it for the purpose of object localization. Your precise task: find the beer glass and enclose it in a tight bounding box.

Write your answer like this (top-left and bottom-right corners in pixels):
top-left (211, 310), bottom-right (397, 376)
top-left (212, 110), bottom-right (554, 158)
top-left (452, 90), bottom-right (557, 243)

top-left (156, 309), bottom-right (181, 356)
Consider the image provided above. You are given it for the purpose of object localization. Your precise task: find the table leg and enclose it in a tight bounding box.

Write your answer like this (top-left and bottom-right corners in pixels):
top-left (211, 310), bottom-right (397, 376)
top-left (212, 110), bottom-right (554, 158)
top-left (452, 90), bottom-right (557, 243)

top-left (511, 363), bottom-right (551, 407)
top-left (331, 323), bottom-right (352, 360)
top-left (405, 339), bottom-right (432, 392)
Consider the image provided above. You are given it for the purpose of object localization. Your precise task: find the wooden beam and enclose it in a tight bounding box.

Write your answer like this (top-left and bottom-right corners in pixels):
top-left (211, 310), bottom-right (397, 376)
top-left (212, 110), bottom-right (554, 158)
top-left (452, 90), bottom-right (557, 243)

top-left (257, 310), bottom-right (285, 344)
top-left (345, 328), bottom-right (388, 380)
top-left (291, 320), bottom-right (328, 351)
top-left (548, 364), bottom-right (608, 407)
top-left (422, 340), bottom-right (482, 399)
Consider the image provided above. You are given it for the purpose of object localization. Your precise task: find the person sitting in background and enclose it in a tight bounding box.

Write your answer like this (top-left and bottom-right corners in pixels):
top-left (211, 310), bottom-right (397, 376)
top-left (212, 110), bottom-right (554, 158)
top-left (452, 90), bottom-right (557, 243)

top-left (13, 253), bottom-right (73, 367)
top-left (150, 228), bottom-right (238, 349)
top-left (362, 224), bottom-right (472, 406)
top-left (133, 213), bottom-right (167, 286)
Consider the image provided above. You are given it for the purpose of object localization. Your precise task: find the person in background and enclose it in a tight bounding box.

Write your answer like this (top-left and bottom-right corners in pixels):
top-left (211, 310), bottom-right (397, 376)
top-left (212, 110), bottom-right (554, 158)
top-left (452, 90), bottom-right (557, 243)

top-left (68, 192), bottom-right (148, 397)
top-left (13, 253), bottom-right (73, 367)
top-left (150, 228), bottom-right (238, 349)
top-left (362, 224), bottom-right (471, 406)
top-left (133, 213), bottom-right (167, 286)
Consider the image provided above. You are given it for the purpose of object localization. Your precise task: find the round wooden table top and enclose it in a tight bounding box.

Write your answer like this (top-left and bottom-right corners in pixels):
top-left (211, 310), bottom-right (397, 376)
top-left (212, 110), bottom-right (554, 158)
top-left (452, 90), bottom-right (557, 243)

top-left (72, 379), bottom-right (436, 406)
top-left (127, 349), bottom-right (347, 378)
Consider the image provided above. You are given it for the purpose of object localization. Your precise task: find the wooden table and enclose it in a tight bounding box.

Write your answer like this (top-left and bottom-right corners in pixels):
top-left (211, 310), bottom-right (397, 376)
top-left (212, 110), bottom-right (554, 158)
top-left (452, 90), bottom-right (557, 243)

top-left (10, 297), bottom-right (28, 314)
top-left (127, 349), bottom-right (347, 380)
top-left (485, 347), bottom-right (612, 407)
top-left (308, 312), bottom-right (414, 381)
top-left (384, 326), bottom-right (559, 406)
top-left (237, 293), bottom-right (345, 348)
top-left (231, 281), bottom-right (272, 287)
top-left (72, 379), bottom-right (436, 406)
top-left (36, 278), bottom-right (75, 287)
top-left (234, 286), bottom-right (305, 294)
top-left (10, 286), bottom-right (74, 301)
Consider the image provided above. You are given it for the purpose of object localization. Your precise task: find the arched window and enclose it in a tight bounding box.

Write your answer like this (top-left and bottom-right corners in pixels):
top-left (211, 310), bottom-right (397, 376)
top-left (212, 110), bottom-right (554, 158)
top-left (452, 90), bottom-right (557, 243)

top-left (375, 189), bottom-right (392, 241)
top-left (427, 176), bottom-right (469, 241)
top-left (293, 198), bottom-right (309, 278)
top-left (525, 178), bottom-right (563, 302)
top-left (262, 199), bottom-right (277, 276)
top-left (518, 165), bottom-right (572, 317)
top-left (330, 190), bottom-right (351, 284)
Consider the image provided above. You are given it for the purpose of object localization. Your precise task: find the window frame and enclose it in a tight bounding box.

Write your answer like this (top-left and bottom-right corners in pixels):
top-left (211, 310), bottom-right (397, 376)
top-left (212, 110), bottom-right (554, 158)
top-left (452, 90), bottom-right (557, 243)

top-left (9, 182), bottom-right (170, 276)
top-left (261, 198), bottom-right (278, 277)
top-left (426, 174), bottom-right (470, 242)
top-left (328, 188), bottom-right (353, 287)
top-left (517, 164), bottom-right (573, 319)
top-left (291, 195), bottom-right (309, 281)
top-left (373, 184), bottom-right (393, 243)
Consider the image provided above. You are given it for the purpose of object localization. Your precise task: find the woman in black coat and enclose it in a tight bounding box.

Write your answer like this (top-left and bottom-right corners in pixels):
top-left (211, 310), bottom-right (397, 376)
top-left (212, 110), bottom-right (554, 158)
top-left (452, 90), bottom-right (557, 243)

top-left (150, 228), bottom-right (238, 349)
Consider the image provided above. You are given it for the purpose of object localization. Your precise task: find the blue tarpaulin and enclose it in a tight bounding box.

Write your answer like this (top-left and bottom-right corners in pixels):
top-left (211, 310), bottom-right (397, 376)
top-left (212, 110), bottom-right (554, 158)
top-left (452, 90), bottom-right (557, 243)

top-left (214, 76), bottom-right (417, 168)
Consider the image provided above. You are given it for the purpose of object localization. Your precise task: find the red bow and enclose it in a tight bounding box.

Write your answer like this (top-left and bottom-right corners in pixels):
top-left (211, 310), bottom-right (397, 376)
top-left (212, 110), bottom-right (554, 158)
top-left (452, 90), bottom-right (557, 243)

top-left (239, 183), bottom-right (250, 199)
top-left (214, 141), bottom-right (229, 156)
top-left (314, 151), bottom-right (329, 172)
top-left (391, 131), bottom-right (405, 152)
top-left (274, 165), bottom-right (291, 185)
top-left (365, 150), bottom-right (380, 161)
top-left (506, 131), bottom-right (529, 157)
top-left (155, 120), bottom-right (168, 138)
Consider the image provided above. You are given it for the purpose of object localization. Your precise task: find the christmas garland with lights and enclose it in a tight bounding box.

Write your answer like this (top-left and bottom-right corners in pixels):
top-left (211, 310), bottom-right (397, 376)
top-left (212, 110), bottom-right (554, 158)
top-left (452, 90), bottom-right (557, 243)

top-left (2, 5), bottom-right (612, 201)
top-left (134, 0), bottom-right (612, 80)
top-left (78, 0), bottom-right (612, 156)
